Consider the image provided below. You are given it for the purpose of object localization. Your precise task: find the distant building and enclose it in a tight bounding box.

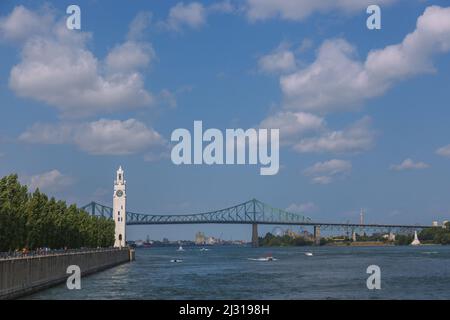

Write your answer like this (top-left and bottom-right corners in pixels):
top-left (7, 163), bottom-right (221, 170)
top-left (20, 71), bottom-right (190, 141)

top-left (432, 221), bottom-right (439, 227)
top-left (301, 230), bottom-right (313, 240)
top-left (383, 233), bottom-right (396, 241)
top-left (443, 221), bottom-right (449, 229)
top-left (195, 232), bottom-right (206, 245)
top-left (285, 229), bottom-right (298, 239)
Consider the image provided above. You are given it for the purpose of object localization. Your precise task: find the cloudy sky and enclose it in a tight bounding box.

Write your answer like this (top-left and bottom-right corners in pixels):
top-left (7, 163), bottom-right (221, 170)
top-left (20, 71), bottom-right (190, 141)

top-left (1, 0), bottom-right (450, 241)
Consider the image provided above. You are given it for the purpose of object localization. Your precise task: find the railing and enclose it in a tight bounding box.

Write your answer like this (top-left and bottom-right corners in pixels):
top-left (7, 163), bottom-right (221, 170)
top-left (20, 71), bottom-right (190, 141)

top-left (0, 247), bottom-right (125, 260)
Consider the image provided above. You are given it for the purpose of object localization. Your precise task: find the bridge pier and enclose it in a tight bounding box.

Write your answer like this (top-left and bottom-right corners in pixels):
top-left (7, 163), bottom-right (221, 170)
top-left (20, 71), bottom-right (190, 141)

top-left (313, 225), bottom-right (321, 245)
top-left (252, 223), bottom-right (259, 247)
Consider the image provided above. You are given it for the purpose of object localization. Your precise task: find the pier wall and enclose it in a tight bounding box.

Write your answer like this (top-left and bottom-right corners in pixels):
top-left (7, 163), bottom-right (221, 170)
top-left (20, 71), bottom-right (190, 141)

top-left (0, 248), bottom-right (134, 300)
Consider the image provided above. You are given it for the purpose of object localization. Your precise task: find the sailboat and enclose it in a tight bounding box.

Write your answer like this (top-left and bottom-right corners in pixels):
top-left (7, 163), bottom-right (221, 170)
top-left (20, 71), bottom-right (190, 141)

top-left (411, 231), bottom-right (421, 246)
top-left (177, 245), bottom-right (185, 251)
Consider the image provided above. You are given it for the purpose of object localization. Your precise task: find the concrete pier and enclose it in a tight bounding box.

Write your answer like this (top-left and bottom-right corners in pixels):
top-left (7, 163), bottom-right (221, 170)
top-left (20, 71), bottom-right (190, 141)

top-left (314, 226), bottom-right (321, 245)
top-left (0, 248), bottom-right (133, 300)
top-left (252, 223), bottom-right (259, 247)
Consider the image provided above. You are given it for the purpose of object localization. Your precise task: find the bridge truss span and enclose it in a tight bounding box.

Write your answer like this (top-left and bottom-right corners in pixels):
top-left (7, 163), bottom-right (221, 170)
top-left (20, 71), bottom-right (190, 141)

top-left (81, 199), bottom-right (313, 225)
top-left (81, 198), bottom-right (433, 247)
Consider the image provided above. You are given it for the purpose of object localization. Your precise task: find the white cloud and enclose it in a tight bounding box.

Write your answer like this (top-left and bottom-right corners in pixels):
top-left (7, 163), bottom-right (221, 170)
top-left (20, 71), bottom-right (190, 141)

top-left (390, 158), bottom-right (430, 171)
top-left (167, 2), bottom-right (207, 31)
top-left (106, 41), bottom-right (155, 73)
top-left (19, 119), bottom-right (166, 156)
top-left (281, 39), bottom-right (373, 113)
top-left (74, 119), bottom-right (165, 155)
top-left (436, 145), bottom-right (450, 158)
top-left (293, 117), bottom-right (375, 154)
top-left (24, 170), bottom-right (73, 192)
top-left (245, 0), bottom-right (397, 22)
top-left (163, 1), bottom-right (236, 31)
top-left (1, 7), bottom-right (156, 117)
top-left (107, 12), bottom-right (156, 73)
top-left (260, 111), bottom-right (324, 145)
top-left (258, 43), bottom-right (297, 74)
top-left (209, 1), bottom-right (236, 14)
top-left (127, 11), bottom-right (152, 41)
top-left (19, 122), bottom-right (73, 144)
top-left (158, 89), bottom-right (178, 108)
top-left (0, 5), bottom-right (53, 42)
top-left (303, 159), bottom-right (352, 184)
top-left (279, 6), bottom-right (450, 114)
top-left (286, 202), bottom-right (317, 213)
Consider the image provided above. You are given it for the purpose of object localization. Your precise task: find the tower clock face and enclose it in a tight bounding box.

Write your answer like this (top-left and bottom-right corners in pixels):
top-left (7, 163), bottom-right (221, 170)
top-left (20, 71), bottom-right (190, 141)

top-left (116, 190), bottom-right (124, 197)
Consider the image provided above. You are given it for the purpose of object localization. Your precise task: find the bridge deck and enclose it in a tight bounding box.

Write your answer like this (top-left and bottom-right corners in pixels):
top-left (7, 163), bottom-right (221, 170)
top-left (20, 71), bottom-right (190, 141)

top-left (81, 199), bottom-right (432, 230)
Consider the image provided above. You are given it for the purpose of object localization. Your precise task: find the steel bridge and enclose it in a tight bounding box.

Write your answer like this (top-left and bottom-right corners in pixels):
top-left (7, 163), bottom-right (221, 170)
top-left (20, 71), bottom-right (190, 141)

top-left (81, 199), bottom-right (432, 246)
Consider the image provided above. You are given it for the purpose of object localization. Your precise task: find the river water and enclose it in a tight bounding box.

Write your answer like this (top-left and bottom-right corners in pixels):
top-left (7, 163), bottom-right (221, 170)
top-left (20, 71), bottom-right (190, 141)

top-left (26, 245), bottom-right (450, 299)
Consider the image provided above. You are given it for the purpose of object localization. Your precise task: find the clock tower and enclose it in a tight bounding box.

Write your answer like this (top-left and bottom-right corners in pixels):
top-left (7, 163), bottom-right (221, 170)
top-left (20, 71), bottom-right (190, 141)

top-left (113, 166), bottom-right (126, 247)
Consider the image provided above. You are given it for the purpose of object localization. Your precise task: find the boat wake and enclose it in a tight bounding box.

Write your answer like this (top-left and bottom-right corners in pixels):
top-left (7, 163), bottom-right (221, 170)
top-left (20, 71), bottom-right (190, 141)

top-left (248, 257), bottom-right (278, 262)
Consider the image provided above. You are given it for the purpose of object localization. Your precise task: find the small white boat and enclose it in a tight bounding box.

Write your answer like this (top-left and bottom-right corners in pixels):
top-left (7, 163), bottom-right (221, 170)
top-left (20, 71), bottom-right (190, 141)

top-left (177, 245), bottom-right (185, 251)
top-left (305, 252), bottom-right (313, 256)
top-left (170, 259), bottom-right (183, 263)
top-left (248, 256), bottom-right (277, 262)
top-left (200, 248), bottom-right (210, 251)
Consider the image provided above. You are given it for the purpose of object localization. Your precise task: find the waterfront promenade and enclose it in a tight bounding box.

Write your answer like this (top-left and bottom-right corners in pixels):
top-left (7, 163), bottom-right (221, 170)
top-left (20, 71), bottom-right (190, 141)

top-left (0, 247), bottom-right (126, 260)
top-left (0, 247), bottom-right (134, 300)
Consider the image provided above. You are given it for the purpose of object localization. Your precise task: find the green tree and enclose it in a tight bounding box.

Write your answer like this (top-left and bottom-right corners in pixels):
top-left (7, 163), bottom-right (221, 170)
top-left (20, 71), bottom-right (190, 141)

top-left (0, 174), bottom-right (115, 251)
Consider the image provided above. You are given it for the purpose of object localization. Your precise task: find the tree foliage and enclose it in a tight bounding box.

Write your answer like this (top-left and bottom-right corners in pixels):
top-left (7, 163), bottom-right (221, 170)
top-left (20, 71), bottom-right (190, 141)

top-left (419, 224), bottom-right (450, 245)
top-left (259, 232), bottom-right (313, 246)
top-left (395, 234), bottom-right (413, 246)
top-left (0, 174), bottom-right (114, 252)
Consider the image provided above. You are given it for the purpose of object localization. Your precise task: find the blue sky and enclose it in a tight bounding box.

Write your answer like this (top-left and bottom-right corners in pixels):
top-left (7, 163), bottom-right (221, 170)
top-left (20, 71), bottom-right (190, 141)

top-left (1, 0), bottom-right (450, 241)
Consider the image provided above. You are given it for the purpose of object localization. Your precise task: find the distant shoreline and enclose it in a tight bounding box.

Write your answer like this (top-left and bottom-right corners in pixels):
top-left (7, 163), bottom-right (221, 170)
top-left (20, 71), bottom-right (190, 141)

top-left (326, 241), bottom-right (394, 247)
